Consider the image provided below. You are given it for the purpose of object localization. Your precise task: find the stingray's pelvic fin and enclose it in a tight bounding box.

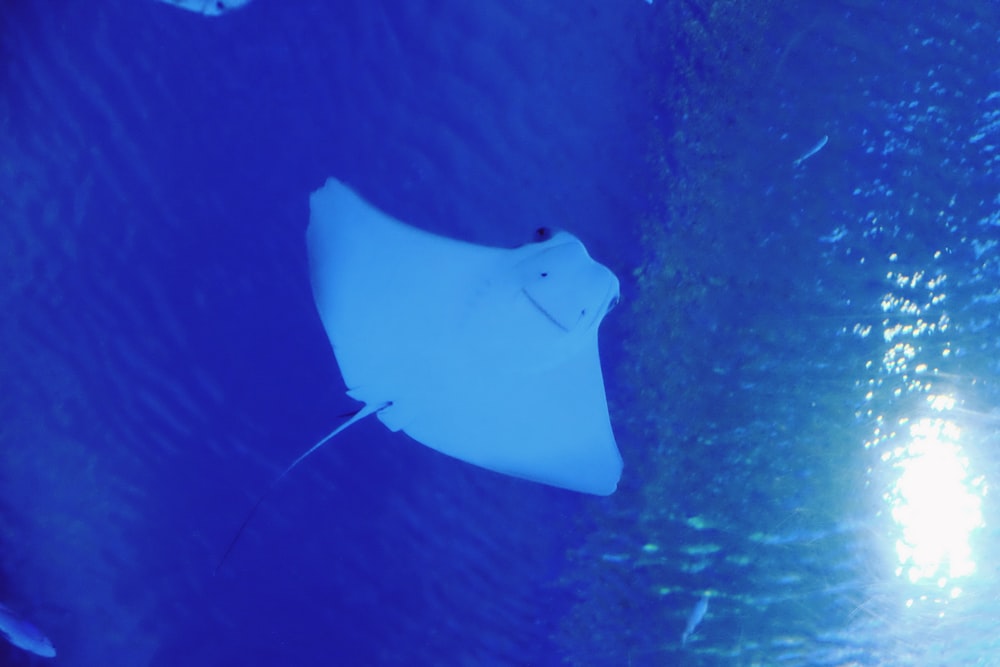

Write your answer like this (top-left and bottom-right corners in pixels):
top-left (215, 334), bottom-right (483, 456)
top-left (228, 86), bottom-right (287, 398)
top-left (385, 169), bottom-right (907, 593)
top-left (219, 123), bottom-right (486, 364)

top-left (215, 401), bottom-right (387, 574)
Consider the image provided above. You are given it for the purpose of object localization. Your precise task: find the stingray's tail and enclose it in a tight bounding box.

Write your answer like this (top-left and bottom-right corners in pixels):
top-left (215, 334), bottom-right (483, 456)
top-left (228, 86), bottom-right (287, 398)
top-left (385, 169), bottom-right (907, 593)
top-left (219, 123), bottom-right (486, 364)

top-left (214, 402), bottom-right (386, 574)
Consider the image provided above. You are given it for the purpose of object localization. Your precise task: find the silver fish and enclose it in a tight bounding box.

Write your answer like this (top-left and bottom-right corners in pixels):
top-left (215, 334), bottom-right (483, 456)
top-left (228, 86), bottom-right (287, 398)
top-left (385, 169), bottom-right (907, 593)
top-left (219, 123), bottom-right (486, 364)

top-left (0, 603), bottom-right (56, 658)
top-left (793, 135), bottom-right (829, 167)
top-left (681, 592), bottom-right (710, 647)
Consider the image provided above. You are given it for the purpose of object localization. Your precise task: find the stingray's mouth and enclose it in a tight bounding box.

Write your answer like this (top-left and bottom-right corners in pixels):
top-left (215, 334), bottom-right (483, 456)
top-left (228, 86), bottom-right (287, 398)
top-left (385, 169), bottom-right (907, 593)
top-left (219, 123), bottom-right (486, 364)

top-left (522, 289), bottom-right (571, 333)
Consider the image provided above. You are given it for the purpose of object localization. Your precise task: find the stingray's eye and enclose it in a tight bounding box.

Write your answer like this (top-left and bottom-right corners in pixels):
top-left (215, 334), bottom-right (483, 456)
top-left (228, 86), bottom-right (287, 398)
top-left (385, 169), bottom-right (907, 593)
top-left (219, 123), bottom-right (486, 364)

top-left (533, 227), bottom-right (553, 242)
top-left (606, 295), bottom-right (620, 313)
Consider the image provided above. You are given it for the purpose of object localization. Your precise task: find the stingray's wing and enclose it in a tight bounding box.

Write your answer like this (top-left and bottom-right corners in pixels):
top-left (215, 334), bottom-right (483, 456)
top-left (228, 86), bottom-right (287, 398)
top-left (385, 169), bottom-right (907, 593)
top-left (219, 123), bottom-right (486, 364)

top-left (383, 328), bottom-right (622, 495)
top-left (307, 178), bottom-right (505, 407)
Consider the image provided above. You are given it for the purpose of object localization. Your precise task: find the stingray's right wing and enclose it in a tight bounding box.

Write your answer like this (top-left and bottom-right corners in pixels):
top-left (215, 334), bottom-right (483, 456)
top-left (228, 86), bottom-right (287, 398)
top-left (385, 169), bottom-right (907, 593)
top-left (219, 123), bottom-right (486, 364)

top-left (307, 178), bottom-right (503, 407)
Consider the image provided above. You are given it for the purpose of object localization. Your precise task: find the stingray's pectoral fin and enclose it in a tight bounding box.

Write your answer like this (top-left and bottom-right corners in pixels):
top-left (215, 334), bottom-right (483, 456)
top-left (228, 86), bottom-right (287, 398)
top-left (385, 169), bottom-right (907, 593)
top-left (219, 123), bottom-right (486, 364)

top-left (214, 402), bottom-right (386, 573)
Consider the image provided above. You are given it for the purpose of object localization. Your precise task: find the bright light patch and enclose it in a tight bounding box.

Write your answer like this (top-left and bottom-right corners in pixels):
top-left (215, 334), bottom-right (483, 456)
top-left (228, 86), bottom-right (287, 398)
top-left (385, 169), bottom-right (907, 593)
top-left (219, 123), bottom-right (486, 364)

top-left (927, 394), bottom-right (955, 411)
top-left (887, 416), bottom-right (985, 583)
top-left (857, 260), bottom-right (987, 594)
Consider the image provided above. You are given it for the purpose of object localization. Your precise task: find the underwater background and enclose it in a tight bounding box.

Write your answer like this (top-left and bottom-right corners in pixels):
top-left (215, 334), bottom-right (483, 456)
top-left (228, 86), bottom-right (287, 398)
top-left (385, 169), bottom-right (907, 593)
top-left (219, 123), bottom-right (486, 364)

top-left (2, 1), bottom-right (999, 665)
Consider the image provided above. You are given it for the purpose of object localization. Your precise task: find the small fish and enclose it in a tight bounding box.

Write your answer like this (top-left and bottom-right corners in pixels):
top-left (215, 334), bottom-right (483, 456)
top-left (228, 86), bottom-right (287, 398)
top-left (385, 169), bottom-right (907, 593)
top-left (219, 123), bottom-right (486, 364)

top-left (819, 226), bottom-right (848, 243)
top-left (0, 603), bottom-right (56, 658)
top-left (793, 135), bottom-right (829, 167)
top-left (681, 592), bottom-right (710, 647)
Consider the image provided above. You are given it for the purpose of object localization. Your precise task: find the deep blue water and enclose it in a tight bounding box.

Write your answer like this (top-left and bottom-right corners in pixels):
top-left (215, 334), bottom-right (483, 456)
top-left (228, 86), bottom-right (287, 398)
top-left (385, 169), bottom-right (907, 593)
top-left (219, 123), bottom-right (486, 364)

top-left (2, 1), bottom-right (1000, 666)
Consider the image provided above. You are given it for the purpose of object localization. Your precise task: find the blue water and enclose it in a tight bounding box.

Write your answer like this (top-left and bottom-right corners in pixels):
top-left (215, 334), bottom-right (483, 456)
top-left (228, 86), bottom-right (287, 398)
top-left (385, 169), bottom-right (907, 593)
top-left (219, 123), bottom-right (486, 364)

top-left (2, 1), bottom-right (999, 666)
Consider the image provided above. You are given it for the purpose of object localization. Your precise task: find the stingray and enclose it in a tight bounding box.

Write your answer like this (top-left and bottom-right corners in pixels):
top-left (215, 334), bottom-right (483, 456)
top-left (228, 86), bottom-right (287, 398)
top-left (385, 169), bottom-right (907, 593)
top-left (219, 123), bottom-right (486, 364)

top-left (218, 178), bottom-right (622, 568)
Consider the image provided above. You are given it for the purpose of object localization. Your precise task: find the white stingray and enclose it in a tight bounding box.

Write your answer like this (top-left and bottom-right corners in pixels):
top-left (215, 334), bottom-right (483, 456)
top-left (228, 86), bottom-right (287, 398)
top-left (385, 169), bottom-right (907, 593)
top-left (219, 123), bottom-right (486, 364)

top-left (218, 178), bottom-right (622, 568)
top-left (306, 177), bottom-right (622, 494)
